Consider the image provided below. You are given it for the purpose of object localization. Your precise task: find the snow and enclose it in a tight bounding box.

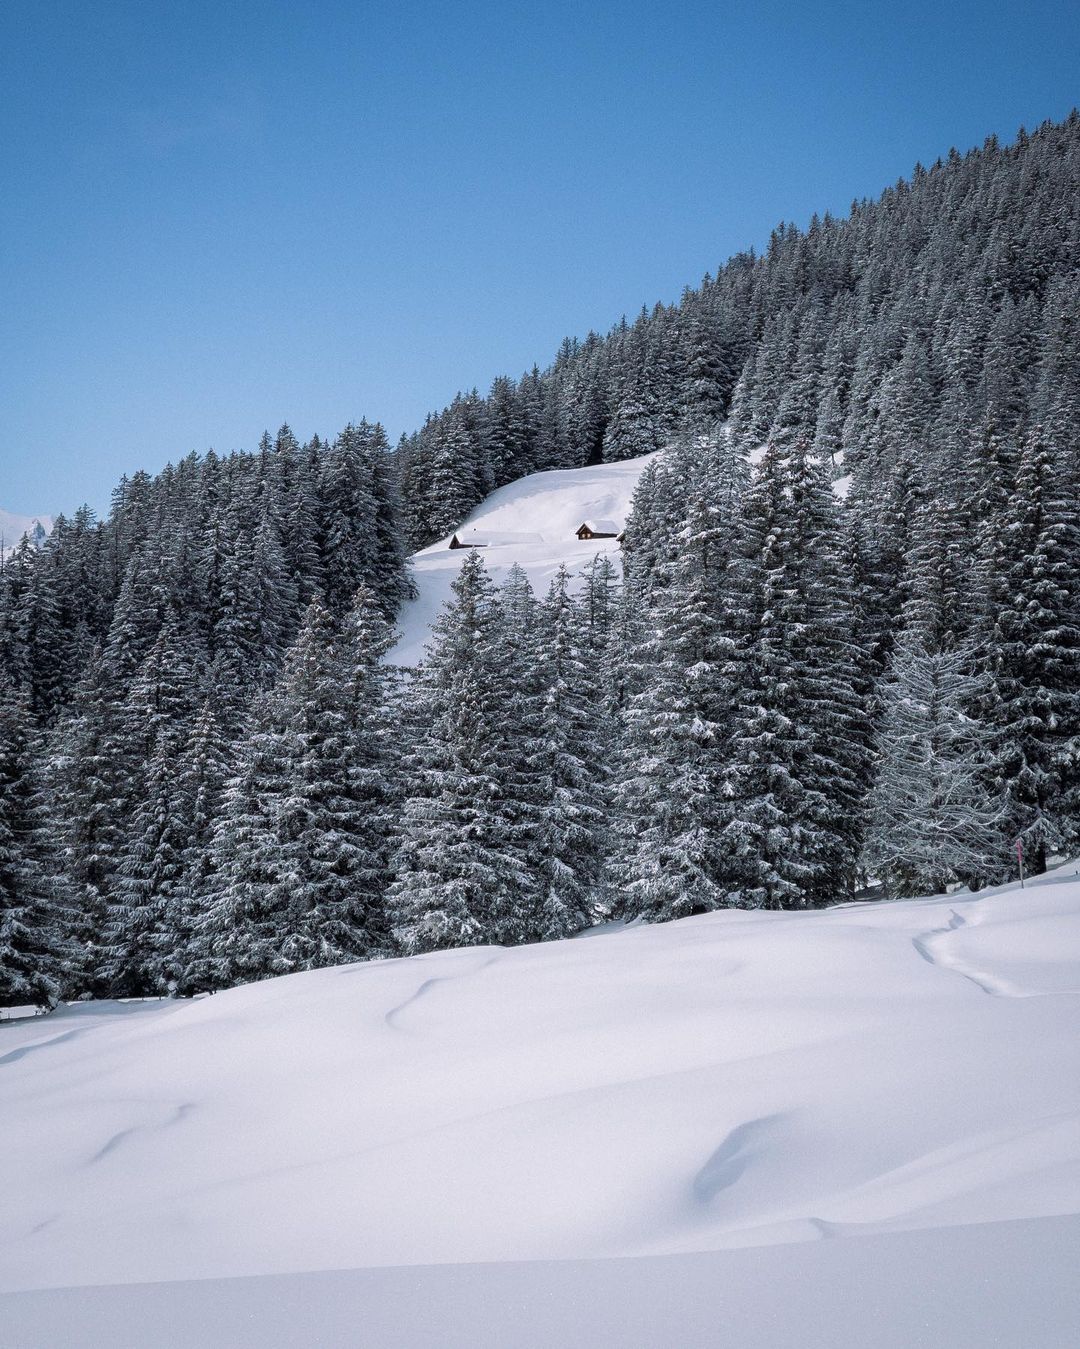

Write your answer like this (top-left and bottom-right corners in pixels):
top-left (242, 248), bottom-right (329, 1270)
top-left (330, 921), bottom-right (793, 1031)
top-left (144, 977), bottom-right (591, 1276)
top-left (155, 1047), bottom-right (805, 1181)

top-left (391, 454), bottom-right (662, 666)
top-left (0, 506), bottom-right (52, 561)
top-left (390, 448), bottom-right (853, 667)
top-left (450, 529), bottom-right (544, 547)
top-left (2, 866), bottom-right (1079, 1344)
top-left (2, 1217), bottom-right (1076, 1348)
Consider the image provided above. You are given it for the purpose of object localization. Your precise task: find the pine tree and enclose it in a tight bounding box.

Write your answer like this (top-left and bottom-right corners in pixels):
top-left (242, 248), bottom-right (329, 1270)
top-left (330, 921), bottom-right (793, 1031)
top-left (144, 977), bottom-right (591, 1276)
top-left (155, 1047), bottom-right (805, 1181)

top-left (721, 440), bottom-right (868, 907)
top-left (44, 651), bottom-right (130, 996)
top-left (391, 552), bottom-right (531, 953)
top-left (369, 425), bottom-right (414, 617)
top-left (603, 325), bottom-right (662, 463)
top-left (171, 700), bottom-right (232, 992)
top-left (331, 583), bottom-right (401, 945)
top-left (865, 638), bottom-right (1004, 895)
top-left (186, 695), bottom-right (290, 990)
top-left (187, 594), bottom-right (397, 990)
top-left (488, 563), bottom-right (544, 944)
top-left (208, 493), bottom-right (296, 727)
top-left (613, 438), bottom-right (749, 920)
top-left (679, 306), bottom-right (735, 438)
top-left (319, 422), bottom-right (379, 617)
top-left (982, 427), bottom-right (1080, 868)
top-left (102, 618), bottom-right (199, 997)
top-left (900, 491), bottom-right (972, 653)
top-left (424, 408), bottom-right (487, 538)
top-left (579, 552), bottom-right (623, 724)
top-left (0, 676), bottom-right (71, 1008)
top-left (528, 566), bottom-right (607, 938)
top-left (485, 375), bottom-right (530, 483)
top-left (15, 543), bottom-right (69, 724)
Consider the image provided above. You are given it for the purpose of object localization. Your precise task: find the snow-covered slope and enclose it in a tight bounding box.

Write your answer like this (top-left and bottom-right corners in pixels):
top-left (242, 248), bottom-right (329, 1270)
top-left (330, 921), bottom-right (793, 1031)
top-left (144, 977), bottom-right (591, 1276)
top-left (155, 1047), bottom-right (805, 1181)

top-left (0, 507), bottom-right (51, 560)
top-left (391, 447), bottom-right (852, 666)
top-left (2, 869), bottom-right (1079, 1344)
top-left (391, 454), bottom-right (661, 665)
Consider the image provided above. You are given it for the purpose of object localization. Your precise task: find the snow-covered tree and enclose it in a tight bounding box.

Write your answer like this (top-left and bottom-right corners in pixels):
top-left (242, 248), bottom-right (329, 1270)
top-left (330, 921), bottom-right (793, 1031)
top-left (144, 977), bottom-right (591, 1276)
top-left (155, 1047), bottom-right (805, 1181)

top-left (613, 438), bottom-right (749, 920)
top-left (980, 427), bottom-right (1080, 869)
top-left (721, 440), bottom-right (870, 907)
top-left (528, 565), bottom-right (608, 938)
top-left (187, 593), bottom-right (397, 990)
top-left (0, 676), bottom-right (71, 1008)
top-left (865, 638), bottom-right (1004, 895)
top-left (391, 553), bottom-right (531, 953)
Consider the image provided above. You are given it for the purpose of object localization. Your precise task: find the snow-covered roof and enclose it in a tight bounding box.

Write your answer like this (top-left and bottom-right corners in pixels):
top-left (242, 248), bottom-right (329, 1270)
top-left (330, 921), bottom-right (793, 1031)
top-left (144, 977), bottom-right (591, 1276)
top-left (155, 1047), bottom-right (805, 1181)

top-left (577, 519), bottom-right (619, 534)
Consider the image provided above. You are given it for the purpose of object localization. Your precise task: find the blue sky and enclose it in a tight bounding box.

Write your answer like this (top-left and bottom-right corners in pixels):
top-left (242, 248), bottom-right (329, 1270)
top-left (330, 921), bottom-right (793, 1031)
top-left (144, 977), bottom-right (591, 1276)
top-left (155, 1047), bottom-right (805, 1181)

top-left (1, 0), bottom-right (1078, 514)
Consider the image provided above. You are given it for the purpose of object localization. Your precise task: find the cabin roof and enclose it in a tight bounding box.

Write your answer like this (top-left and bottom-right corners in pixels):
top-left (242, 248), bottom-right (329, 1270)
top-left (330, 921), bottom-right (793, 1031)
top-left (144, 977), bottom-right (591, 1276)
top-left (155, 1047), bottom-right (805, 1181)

top-left (577, 519), bottom-right (619, 535)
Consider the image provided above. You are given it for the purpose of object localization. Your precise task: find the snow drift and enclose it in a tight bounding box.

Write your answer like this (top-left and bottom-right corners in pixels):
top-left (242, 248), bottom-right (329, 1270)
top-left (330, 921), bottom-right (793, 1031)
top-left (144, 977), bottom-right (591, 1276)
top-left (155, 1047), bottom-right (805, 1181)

top-left (2, 867), bottom-right (1078, 1344)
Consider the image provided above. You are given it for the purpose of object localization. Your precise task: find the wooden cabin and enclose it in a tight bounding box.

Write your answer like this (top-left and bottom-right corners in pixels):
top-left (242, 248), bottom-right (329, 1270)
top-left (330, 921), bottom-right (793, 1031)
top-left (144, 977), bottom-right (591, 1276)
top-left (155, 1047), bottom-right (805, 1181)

top-left (449, 533), bottom-right (485, 549)
top-left (575, 519), bottom-right (619, 541)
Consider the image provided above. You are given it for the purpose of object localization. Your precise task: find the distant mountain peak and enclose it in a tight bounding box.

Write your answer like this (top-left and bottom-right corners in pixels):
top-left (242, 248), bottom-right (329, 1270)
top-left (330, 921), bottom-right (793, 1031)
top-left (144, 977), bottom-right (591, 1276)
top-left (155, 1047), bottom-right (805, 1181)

top-left (0, 508), bottom-right (53, 561)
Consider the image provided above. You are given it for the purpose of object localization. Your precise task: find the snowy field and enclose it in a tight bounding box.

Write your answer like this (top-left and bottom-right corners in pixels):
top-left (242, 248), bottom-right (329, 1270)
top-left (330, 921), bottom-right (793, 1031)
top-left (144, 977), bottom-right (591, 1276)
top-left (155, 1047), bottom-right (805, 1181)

top-left (2, 867), bottom-right (1078, 1346)
top-left (389, 453), bottom-right (661, 665)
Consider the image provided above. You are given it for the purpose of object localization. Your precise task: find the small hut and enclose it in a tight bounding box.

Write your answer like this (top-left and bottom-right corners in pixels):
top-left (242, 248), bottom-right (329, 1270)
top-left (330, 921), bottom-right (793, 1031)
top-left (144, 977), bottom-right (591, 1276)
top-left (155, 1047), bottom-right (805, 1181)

top-left (575, 519), bottom-right (619, 541)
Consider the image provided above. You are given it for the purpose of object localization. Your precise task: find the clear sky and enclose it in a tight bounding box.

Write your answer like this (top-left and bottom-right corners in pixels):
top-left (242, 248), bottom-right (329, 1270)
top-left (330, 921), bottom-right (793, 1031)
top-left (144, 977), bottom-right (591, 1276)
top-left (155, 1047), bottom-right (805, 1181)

top-left (1, 0), bottom-right (1078, 515)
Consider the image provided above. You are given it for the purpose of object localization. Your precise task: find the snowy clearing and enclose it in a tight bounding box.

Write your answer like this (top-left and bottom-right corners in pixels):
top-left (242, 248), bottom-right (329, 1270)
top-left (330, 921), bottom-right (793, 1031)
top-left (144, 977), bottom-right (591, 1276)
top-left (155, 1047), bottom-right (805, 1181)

top-left (390, 447), bottom-right (855, 666)
top-left (2, 867), bottom-right (1078, 1344)
top-left (390, 453), bottom-right (661, 665)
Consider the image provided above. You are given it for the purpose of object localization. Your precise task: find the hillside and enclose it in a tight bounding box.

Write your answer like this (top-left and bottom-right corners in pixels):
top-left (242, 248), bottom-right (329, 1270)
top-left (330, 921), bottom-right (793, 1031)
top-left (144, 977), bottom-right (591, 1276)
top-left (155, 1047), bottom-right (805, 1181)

top-left (397, 117), bottom-right (1080, 559)
top-left (3, 117), bottom-right (1079, 1010)
top-left (391, 443), bottom-right (849, 666)
top-left (391, 452), bottom-right (660, 665)
top-left (1, 867), bottom-right (1078, 1344)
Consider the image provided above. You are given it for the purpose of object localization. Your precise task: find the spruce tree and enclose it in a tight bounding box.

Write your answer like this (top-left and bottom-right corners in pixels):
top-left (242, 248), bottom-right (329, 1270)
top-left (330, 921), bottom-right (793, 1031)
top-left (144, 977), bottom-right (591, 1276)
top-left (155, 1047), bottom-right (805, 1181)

top-left (529, 565), bottom-right (606, 938)
top-left (103, 618), bottom-right (199, 997)
top-left (0, 676), bottom-right (70, 1009)
top-left (44, 651), bottom-right (129, 996)
top-left (319, 422), bottom-right (378, 616)
top-left (865, 638), bottom-right (1004, 895)
top-left (489, 564), bottom-right (544, 944)
top-left (982, 427), bottom-right (1080, 868)
top-left (679, 306), bottom-right (732, 440)
top-left (188, 594), bottom-right (396, 990)
top-left (391, 553), bottom-right (531, 954)
top-left (613, 439), bottom-right (749, 920)
top-left (721, 440), bottom-right (868, 907)
top-left (186, 694), bottom-right (289, 990)
top-left (171, 700), bottom-right (233, 992)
